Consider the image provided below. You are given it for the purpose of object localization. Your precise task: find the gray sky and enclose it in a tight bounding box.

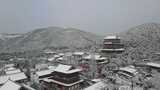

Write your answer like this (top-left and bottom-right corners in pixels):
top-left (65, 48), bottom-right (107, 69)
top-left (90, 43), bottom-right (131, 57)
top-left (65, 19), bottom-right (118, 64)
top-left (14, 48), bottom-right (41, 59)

top-left (0, 0), bottom-right (160, 35)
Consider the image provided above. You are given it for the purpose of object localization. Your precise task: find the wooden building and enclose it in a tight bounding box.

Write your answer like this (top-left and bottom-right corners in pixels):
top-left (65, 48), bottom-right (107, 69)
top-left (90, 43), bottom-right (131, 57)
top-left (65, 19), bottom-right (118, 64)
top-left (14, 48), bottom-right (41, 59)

top-left (100, 35), bottom-right (124, 54)
top-left (41, 64), bottom-right (83, 90)
top-left (0, 65), bottom-right (27, 86)
top-left (117, 65), bottom-right (138, 79)
top-left (0, 80), bottom-right (35, 90)
top-left (0, 72), bottom-right (27, 86)
top-left (83, 54), bottom-right (107, 64)
top-left (72, 52), bottom-right (87, 61)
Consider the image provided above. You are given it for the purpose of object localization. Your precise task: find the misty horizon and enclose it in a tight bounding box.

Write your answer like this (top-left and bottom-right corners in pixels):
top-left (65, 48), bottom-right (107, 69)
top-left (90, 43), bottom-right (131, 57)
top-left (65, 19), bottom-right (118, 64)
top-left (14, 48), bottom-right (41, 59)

top-left (0, 0), bottom-right (160, 35)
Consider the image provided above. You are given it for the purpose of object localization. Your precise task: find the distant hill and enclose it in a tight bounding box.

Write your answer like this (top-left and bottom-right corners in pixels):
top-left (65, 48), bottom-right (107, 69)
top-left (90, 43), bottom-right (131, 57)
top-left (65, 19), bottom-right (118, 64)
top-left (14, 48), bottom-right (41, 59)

top-left (0, 27), bottom-right (102, 52)
top-left (2, 22), bottom-right (160, 60)
top-left (0, 33), bottom-right (22, 40)
top-left (120, 23), bottom-right (160, 61)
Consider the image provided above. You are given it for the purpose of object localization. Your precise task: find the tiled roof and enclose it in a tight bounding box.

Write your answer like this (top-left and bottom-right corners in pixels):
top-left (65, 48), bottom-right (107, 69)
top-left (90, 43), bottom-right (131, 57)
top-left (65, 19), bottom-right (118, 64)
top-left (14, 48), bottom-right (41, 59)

top-left (36, 70), bottom-right (53, 77)
top-left (104, 36), bottom-right (120, 39)
top-left (5, 69), bottom-right (21, 75)
top-left (54, 64), bottom-right (82, 74)
top-left (119, 66), bottom-right (137, 75)
top-left (0, 80), bottom-right (21, 90)
top-left (0, 72), bottom-right (27, 85)
top-left (83, 54), bottom-right (106, 60)
top-left (146, 62), bottom-right (160, 68)
top-left (84, 81), bottom-right (107, 90)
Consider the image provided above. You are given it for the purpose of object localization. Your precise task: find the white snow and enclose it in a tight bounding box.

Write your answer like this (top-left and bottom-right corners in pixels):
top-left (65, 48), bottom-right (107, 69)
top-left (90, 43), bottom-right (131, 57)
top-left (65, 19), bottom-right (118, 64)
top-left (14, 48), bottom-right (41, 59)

top-left (84, 81), bottom-right (107, 90)
top-left (48, 66), bottom-right (56, 71)
top-left (5, 67), bottom-right (16, 71)
top-left (44, 50), bottom-right (56, 54)
top-left (54, 64), bottom-right (82, 74)
top-left (21, 84), bottom-right (36, 90)
top-left (5, 69), bottom-right (21, 75)
top-left (83, 54), bottom-right (106, 60)
top-left (119, 66), bottom-right (137, 75)
top-left (100, 48), bottom-right (125, 51)
top-left (54, 55), bottom-right (60, 58)
top-left (91, 79), bottom-right (101, 83)
top-left (66, 69), bottom-right (82, 74)
top-left (58, 53), bottom-right (64, 56)
top-left (104, 35), bottom-right (120, 39)
top-left (0, 72), bottom-right (27, 85)
top-left (0, 80), bottom-right (21, 90)
top-left (48, 57), bottom-right (55, 61)
top-left (4, 64), bottom-right (15, 68)
top-left (0, 34), bottom-right (21, 40)
top-left (104, 42), bottom-right (113, 44)
top-left (55, 64), bottom-right (72, 72)
top-left (146, 62), bottom-right (160, 68)
top-left (35, 64), bottom-right (48, 71)
top-left (119, 85), bottom-right (130, 90)
top-left (57, 57), bottom-right (63, 60)
top-left (73, 52), bottom-right (85, 55)
top-left (43, 78), bottom-right (83, 86)
top-left (36, 70), bottom-right (53, 77)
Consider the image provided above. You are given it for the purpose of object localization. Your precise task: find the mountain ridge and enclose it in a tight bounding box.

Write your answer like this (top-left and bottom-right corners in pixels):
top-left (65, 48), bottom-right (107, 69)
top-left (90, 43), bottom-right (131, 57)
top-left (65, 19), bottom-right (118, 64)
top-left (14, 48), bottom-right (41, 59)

top-left (1, 22), bottom-right (160, 57)
top-left (0, 27), bottom-right (102, 52)
top-left (119, 22), bottom-right (160, 61)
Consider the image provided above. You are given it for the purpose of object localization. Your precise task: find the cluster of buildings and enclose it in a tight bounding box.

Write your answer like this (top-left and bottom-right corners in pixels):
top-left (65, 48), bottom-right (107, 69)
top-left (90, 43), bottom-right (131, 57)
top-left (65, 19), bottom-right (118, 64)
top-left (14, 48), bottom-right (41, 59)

top-left (0, 63), bottom-right (35, 90)
top-left (0, 35), bottom-right (160, 90)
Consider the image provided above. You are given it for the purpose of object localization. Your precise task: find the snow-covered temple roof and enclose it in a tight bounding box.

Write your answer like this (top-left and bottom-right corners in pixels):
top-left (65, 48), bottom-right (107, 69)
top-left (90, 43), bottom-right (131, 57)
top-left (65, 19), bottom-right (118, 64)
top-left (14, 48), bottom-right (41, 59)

top-left (84, 81), bottom-right (107, 90)
top-left (36, 70), bottom-right (53, 77)
top-left (54, 64), bottom-right (82, 74)
top-left (0, 80), bottom-right (21, 90)
top-left (5, 69), bottom-right (21, 75)
top-left (43, 78), bottom-right (83, 87)
top-left (146, 62), bottom-right (160, 68)
top-left (119, 66), bottom-right (137, 75)
top-left (73, 52), bottom-right (85, 55)
top-left (83, 54), bottom-right (106, 60)
top-left (104, 35), bottom-right (120, 39)
top-left (0, 72), bottom-right (27, 85)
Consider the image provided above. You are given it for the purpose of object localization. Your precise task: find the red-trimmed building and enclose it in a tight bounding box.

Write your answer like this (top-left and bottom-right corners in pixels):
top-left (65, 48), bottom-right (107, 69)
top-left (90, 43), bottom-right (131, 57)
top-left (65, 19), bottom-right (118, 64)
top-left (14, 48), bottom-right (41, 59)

top-left (79, 54), bottom-right (107, 78)
top-left (41, 64), bottom-right (83, 90)
top-left (100, 35), bottom-right (124, 54)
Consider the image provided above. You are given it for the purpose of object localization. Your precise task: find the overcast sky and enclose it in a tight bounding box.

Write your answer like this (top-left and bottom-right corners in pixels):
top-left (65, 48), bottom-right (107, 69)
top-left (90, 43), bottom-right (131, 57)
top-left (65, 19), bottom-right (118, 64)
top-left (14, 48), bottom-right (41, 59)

top-left (0, 0), bottom-right (160, 35)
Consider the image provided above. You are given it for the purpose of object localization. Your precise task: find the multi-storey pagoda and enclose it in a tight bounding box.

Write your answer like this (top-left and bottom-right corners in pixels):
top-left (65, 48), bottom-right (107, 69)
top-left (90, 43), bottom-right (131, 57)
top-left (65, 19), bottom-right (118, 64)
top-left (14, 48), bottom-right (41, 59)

top-left (99, 35), bottom-right (125, 78)
top-left (100, 35), bottom-right (124, 54)
top-left (42, 64), bottom-right (83, 90)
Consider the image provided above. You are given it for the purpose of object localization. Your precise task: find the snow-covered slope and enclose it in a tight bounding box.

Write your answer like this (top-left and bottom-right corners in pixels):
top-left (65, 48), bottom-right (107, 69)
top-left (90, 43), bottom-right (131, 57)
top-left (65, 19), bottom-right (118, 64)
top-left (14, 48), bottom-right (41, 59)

top-left (1, 27), bottom-right (102, 52)
top-left (120, 23), bottom-right (160, 60)
top-left (0, 33), bottom-right (22, 40)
